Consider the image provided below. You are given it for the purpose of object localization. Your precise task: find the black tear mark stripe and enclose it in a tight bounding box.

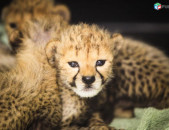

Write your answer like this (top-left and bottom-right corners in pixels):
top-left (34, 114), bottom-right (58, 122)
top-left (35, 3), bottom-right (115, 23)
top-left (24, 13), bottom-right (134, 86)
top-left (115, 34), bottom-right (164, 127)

top-left (70, 68), bottom-right (80, 87)
top-left (96, 68), bottom-right (105, 84)
top-left (73, 68), bottom-right (80, 80)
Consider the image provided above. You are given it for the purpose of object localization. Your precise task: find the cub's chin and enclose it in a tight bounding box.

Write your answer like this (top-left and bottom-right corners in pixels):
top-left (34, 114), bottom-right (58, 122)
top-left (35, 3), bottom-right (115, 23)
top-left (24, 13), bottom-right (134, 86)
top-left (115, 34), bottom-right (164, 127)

top-left (73, 87), bottom-right (102, 98)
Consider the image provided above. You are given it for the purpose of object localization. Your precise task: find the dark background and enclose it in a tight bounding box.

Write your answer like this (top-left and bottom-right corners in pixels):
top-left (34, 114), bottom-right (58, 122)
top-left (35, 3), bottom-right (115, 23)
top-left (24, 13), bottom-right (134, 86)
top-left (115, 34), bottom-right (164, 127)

top-left (0, 0), bottom-right (169, 55)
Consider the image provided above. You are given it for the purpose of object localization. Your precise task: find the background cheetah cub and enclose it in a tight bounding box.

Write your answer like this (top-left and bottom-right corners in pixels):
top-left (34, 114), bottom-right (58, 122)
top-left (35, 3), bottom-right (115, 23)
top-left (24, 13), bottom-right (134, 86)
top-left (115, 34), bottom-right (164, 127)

top-left (2, 0), bottom-right (70, 52)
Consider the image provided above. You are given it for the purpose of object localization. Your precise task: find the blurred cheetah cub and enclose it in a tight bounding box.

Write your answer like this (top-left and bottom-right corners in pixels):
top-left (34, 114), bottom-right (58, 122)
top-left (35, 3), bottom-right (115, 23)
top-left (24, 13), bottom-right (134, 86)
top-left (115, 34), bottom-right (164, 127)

top-left (2, 0), bottom-right (70, 51)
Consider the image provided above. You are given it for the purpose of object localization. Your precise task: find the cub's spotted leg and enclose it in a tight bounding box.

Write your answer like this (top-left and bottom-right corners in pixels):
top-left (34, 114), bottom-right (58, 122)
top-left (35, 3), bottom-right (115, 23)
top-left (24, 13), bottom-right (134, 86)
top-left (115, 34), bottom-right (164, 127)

top-left (113, 100), bottom-right (134, 118)
top-left (114, 107), bottom-right (134, 118)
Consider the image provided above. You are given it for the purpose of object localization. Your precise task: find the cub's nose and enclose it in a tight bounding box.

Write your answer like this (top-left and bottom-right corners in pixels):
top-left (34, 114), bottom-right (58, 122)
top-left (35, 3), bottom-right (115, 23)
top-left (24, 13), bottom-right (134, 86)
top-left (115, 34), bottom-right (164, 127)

top-left (82, 76), bottom-right (95, 84)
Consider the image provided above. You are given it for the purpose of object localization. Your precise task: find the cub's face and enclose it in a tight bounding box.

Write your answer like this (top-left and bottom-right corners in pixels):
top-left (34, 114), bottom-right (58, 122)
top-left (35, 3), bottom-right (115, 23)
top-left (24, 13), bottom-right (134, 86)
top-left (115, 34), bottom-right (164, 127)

top-left (3, 11), bottom-right (31, 40)
top-left (58, 43), bottom-right (113, 98)
top-left (46, 24), bottom-right (120, 98)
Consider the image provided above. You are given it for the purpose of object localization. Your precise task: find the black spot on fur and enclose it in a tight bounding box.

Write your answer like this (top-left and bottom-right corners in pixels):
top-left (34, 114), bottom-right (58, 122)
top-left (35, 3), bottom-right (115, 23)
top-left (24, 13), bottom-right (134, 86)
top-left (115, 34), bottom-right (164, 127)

top-left (152, 64), bottom-right (158, 68)
top-left (8, 112), bottom-right (12, 117)
top-left (146, 72), bottom-right (150, 75)
top-left (124, 57), bottom-right (129, 60)
top-left (138, 74), bottom-right (143, 80)
top-left (120, 69), bottom-right (125, 75)
top-left (141, 81), bottom-right (145, 86)
top-left (4, 116), bottom-right (8, 121)
top-left (144, 65), bottom-right (148, 69)
top-left (132, 81), bottom-right (136, 86)
top-left (116, 62), bottom-right (122, 67)
top-left (5, 97), bottom-right (9, 101)
top-left (152, 78), bottom-right (157, 83)
top-left (136, 62), bottom-right (141, 65)
top-left (157, 71), bottom-right (162, 74)
top-left (130, 71), bottom-right (135, 76)
top-left (139, 86), bottom-right (143, 93)
top-left (139, 68), bottom-right (143, 72)
top-left (4, 107), bottom-right (10, 112)
top-left (146, 79), bottom-right (149, 85)
top-left (127, 77), bottom-right (131, 82)
top-left (15, 105), bottom-right (18, 110)
top-left (128, 62), bottom-right (133, 66)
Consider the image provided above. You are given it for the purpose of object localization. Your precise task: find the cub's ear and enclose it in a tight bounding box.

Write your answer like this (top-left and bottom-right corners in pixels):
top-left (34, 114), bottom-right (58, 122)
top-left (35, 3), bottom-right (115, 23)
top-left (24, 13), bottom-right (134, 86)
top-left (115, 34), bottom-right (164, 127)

top-left (45, 40), bottom-right (59, 67)
top-left (51, 5), bottom-right (71, 22)
top-left (111, 33), bottom-right (124, 55)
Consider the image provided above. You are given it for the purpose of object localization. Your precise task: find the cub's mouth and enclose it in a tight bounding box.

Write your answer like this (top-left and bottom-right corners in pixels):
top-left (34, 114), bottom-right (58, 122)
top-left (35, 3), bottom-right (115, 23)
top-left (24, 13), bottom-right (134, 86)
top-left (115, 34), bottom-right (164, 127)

top-left (82, 85), bottom-right (95, 91)
top-left (84, 84), bottom-right (92, 89)
top-left (72, 83), bottom-right (103, 98)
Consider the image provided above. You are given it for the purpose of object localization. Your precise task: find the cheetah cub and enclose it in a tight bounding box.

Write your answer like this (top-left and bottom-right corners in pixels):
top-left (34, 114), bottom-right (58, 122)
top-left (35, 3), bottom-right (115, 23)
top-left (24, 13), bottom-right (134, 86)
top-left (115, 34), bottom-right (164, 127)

top-left (46, 23), bottom-right (119, 130)
top-left (0, 16), bottom-right (64, 129)
top-left (2, 0), bottom-right (70, 51)
top-left (46, 23), bottom-right (169, 129)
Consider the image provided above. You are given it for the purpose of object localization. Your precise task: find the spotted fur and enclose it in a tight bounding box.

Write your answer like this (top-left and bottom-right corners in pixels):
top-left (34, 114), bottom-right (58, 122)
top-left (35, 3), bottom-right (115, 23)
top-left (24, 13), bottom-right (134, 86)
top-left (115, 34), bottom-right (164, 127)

top-left (112, 37), bottom-right (169, 117)
top-left (0, 17), bottom-right (64, 129)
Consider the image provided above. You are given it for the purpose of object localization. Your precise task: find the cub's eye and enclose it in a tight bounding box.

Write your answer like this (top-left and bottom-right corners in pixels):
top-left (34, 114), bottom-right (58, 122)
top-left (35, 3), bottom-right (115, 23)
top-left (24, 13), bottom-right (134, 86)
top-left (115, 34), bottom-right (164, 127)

top-left (68, 61), bottom-right (79, 68)
top-left (9, 23), bottom-right (17, 28)
top-left (96, 60), bottom-right (106, 66)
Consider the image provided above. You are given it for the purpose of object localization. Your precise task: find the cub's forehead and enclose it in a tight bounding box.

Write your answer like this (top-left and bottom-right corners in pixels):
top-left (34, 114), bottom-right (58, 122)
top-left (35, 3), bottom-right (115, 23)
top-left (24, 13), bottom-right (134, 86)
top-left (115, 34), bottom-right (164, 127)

top-left (58, 24), bottom-right (112, 50)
